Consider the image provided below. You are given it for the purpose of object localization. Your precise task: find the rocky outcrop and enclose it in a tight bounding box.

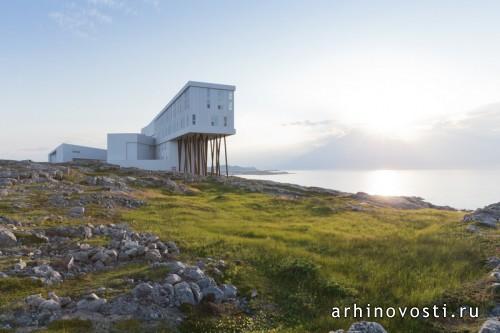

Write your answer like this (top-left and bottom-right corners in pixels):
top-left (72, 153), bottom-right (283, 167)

top-left (464, 202), bottom-right (500, 228)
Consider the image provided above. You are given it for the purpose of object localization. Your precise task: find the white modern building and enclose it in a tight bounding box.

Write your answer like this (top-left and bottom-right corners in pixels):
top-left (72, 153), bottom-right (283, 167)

top-left (49, 81), bottom-right (236, 175)
top-left (48, 144), bottom-right (107, 163)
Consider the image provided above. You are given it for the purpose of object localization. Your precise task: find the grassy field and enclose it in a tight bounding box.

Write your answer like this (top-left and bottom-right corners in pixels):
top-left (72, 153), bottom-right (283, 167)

top-left (0, 175), bottom-right (497, 333)
top-left (120, 179), bottom-right (496, 333)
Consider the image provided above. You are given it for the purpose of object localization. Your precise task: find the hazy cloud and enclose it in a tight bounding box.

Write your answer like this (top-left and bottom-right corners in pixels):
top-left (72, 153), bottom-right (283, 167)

top-left (49, 5), bottom-right (112, 37)
top-left (279, 103), bottom-right (500, 169)
top-left (282, 120), bottom-right (333, 127)
top-left (49, 0), bottom-right (158, 37)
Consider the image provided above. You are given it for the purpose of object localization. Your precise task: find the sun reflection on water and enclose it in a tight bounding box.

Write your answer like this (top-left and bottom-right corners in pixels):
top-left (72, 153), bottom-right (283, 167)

top-left (365, 170), bottom-right (405, 196)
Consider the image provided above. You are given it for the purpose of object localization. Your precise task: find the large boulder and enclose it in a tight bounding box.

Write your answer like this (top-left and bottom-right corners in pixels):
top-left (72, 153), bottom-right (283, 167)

top-left (133, 282), bottom-right (154, 299)
top-left (464, 203), bottom-right (500, 228)
top-left (68, 206), bottom-right (85, 218)
top-left (39, 299), bottom-right (61, 312)
top-left (32, 265), bottom-right (63, 285)
top-left (0, 227), bottom-right (16, 248)
top-left (174, 281), bottom-right (196, 305)
top-left (166, 261), bottom-right (186, 273)
top-left (182, 266), bottom-right (205, 281)
top-left (202, 286), bottom-right (225, 303)
top-left (76, 293), bottom-right (107, 312)
top-left (479, 319), bottom-right (500, 333)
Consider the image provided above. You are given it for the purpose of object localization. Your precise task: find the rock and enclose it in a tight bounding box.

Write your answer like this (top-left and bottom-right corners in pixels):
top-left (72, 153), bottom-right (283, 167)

top-left (165, 273), bottom-right (182, 285)
top-left (62, 256), bottom-right (75, 271)
top-left (196, 277), bottom-right (216, 290)
top-left (489, 305), bottom-right (500, 317)
top-left (25, 294), bottom-right (45, 308)
top-left (466, 224), bottom-right (479, 233)
top-left (32, 264), bottom-right (63, 284)
top-left (166, 241), bottom-right (179, 253)
top-left (0, 272), bottom-right (7, 278)
top-left (333, 321), bottom-right (387, 333)
top-left (39, 299), bottom-right (61, 312)
top-left (0, 227), bottom-right (17, 248)
top-left (80, 226), bottom-right (92, 238)
top-left (490, 271), bottom-right (500, 283)
top-left (464, 203), bottom-right (500, 228)
top-left (76, 293), bottom-right (107, 312)
top-left (94, 260), bottom-right (105, 270)
top-left (48, 291), bottom-right (60, 303)
top-left (221, 284), bottom-right (238, 299)
top-left (479, 319), bottom-right (500, 333)
top-left (182, 266), bottom-right (205, 281)
top-left (68, 206), bottom-right (85, 218)
top-left (133, 282), bottom-right (154, 299)
top-left (490, 283), bottom-right (500, 298)
top-left (174, 281), bottom-right (196, 305)
top-left (487, 257), bottom-right (500, 269)
top-left (145, 249), bottom-right (162, 262)
top-left (166, 261), bottom-right (186, 273)
top-left (190, 282), bottom-right (203, 304)
top-left (14, 259), bottom-right (27, 270)
top-left (202, 286), bottom-right (224, 303)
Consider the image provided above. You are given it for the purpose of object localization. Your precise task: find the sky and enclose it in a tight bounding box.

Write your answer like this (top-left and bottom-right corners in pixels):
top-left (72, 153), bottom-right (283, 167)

top-left (1, 0), bottom-right (500, 169)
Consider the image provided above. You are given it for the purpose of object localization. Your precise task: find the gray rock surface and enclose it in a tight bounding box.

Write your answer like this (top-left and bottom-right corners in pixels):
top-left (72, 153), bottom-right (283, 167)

top-left (0, 227), bottom-right (16, 248)
top-left (464, 203), bottom-right (500, 228)
top-left (479, 319), bottom-right (500, 333)
top-left (331, 321), bottom-right (387, 333)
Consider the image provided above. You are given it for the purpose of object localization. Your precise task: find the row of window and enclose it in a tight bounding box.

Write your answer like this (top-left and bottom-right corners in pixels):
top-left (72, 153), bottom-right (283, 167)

top-left (192, 114), bottom-right (228, 127)
top-left (206, 102), bottom-right (233, 111)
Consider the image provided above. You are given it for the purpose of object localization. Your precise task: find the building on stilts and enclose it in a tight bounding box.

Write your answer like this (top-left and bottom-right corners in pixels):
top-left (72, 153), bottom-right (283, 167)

top-left (49, 81), bottom-right (235, 176)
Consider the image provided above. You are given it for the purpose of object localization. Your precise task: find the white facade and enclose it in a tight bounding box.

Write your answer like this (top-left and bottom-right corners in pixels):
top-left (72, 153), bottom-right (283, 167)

top-left (108, 81), bottom-right (235, 172)
top-left (49, 81), bottom-right (236, 173)
top-left (48, 144), bottom-right (107, 163)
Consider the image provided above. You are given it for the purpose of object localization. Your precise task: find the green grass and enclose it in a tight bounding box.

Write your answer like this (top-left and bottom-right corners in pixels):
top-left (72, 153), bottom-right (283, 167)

top-left (0, 174), bottom-right (496, 333)
top-left (121, 180), bottom-right (495, 332)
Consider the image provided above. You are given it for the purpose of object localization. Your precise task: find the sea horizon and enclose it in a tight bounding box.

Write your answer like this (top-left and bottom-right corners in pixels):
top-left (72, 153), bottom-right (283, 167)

top-left (239, 168), bottom-right (500, 210)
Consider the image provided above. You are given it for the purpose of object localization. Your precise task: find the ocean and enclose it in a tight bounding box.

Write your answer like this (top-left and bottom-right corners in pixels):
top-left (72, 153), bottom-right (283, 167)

top-left (238, 169), bottom-right (500, 210)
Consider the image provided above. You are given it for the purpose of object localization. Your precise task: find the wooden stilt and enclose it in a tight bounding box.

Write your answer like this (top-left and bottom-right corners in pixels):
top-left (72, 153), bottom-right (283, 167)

top-left (224, 135), bottom-right (228, 177)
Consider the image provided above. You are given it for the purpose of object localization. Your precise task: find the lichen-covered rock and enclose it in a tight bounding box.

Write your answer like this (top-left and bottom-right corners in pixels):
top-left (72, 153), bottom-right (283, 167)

top-left (0, 227), bottom-right (16, 248)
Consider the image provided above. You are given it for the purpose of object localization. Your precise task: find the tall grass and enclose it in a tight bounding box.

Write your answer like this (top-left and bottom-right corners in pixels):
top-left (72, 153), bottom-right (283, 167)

top-left (122, 182), bottom-right (493, 332)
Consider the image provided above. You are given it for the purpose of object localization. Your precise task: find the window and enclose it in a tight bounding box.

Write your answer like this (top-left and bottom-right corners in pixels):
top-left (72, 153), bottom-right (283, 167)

top-left (224, 116), bottom-right (228, 127)
top-left (211, 115), bottom-right (218, 126)
top-left (228, 92), bottom-right (233, 100)
top-left (72, 150), bottom-right (80, 154)
top-left (206, 88), bottom-right (210, 109)
top-left (228, 102), bottom-right (233, 111)
top-left (217, 105), bottom-right (222, 110)
top-left (192, 114), bottom-right (196, 125)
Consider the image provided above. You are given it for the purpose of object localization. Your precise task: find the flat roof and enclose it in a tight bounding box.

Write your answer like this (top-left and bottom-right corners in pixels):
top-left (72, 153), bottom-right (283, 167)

top-left (149, 81), bottom-right (236, 124)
